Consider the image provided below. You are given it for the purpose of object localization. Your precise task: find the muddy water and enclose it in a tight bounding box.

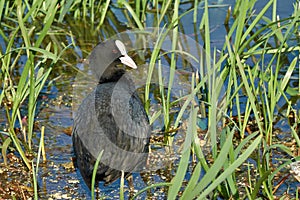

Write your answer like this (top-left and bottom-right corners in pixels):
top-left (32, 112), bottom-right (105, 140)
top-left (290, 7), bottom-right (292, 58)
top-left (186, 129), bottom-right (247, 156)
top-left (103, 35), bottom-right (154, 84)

top-left (0, 0), bottom-right (298, 199)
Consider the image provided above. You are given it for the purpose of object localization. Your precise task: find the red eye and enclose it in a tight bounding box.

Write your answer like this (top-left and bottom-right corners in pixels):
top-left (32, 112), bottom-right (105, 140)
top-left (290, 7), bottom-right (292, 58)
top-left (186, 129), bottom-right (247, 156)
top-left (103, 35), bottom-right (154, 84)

top-left (112, 49), bottom-right (118, 54)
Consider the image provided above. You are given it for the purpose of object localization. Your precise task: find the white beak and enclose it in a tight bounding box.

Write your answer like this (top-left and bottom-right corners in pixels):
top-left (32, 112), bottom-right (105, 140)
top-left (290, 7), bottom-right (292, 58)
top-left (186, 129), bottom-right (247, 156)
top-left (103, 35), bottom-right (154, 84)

top-left (119, 55), bottom-right (137, 69)
top-left (115, 40), bottom-right (137, 69)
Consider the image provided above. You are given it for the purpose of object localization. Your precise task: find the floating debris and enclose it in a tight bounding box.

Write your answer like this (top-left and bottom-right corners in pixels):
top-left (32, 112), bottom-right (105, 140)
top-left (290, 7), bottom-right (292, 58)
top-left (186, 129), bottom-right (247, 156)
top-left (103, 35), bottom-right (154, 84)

top-left (290, 158), bottom-right (300, 182)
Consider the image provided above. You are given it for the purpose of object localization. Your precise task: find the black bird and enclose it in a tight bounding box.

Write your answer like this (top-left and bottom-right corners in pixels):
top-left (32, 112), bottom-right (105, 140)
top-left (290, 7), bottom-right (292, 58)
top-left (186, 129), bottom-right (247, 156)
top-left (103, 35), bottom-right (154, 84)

top-left (72, 40), bottom-right (150, 188)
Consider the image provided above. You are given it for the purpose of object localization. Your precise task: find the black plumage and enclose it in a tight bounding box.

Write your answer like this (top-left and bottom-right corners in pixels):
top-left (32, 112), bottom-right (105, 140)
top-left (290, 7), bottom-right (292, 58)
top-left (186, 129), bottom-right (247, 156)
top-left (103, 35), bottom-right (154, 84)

top-left (72, 40), bottom-right (150, 188)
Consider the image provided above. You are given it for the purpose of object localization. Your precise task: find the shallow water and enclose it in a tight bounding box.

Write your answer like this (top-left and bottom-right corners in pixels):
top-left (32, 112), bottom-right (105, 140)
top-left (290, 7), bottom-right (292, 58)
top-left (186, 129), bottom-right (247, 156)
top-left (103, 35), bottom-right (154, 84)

top-left (0, 0), bottom-right (298, 199)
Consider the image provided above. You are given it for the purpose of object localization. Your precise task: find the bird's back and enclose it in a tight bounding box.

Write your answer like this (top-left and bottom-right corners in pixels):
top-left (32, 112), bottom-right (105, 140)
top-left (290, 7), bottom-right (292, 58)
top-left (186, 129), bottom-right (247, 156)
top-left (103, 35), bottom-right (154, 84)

top-left (72, 79), bottom-right (150, 186)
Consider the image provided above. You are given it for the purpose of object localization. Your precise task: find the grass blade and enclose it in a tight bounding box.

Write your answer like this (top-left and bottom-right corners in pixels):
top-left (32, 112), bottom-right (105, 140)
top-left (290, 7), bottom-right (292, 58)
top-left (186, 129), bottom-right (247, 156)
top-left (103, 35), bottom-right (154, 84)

top-left (167, 106), bottom-right (197, 199)
top-left (198, 135), bottom-right (262, 199)
top-left (91, 150), bottom-right (104, 200)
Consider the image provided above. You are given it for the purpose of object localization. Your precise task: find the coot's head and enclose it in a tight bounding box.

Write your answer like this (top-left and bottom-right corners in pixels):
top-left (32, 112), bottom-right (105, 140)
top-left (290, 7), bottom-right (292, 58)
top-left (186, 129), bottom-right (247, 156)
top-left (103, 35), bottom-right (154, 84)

top-left (89, 40), bottom-right (137, 83)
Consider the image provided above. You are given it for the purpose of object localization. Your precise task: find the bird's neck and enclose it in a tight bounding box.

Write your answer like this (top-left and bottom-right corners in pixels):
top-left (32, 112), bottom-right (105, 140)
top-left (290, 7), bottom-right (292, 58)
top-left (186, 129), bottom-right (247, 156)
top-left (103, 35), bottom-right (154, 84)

top-left (99, 69), bottom-right (126, 84)
top-left (99, 70), bottom-right (136, 92)
top-left (99, 63), bottom-right (126, 84)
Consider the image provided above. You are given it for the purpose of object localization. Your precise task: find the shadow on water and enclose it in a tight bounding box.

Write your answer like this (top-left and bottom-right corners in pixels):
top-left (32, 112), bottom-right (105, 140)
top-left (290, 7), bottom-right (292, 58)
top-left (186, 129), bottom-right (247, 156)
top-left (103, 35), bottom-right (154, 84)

top-left (0, 0), bottom-right (298, 199)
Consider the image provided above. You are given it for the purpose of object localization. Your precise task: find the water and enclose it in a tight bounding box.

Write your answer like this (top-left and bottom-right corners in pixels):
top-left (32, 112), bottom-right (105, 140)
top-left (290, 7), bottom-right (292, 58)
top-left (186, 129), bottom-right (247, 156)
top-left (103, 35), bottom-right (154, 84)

top-left (0, 0), bottom-right (298, 199)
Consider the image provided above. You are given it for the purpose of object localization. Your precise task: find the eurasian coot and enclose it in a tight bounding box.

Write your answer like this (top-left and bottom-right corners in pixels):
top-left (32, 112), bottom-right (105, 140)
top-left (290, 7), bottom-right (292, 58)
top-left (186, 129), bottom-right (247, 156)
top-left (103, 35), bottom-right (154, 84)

top-left (72, 40), bottom-right (150, 188)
